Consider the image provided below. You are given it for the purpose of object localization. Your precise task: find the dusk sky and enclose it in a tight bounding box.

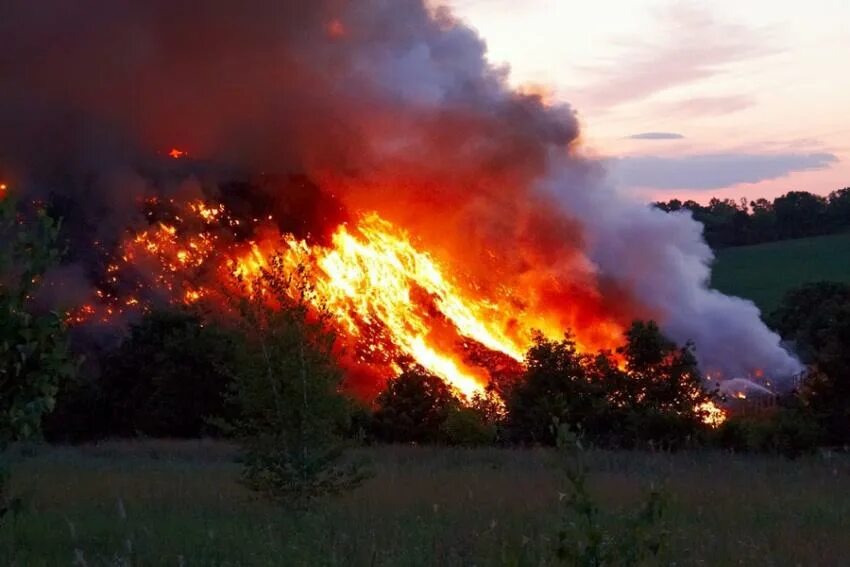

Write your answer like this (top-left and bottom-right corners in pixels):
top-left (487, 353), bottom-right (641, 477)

top-left (448, 0), bottom-right (849, 203)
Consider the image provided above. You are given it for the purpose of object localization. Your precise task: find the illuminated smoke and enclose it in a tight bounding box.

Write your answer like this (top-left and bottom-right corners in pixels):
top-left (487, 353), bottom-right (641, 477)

top-left (0, 0), bottom-right (801, 391)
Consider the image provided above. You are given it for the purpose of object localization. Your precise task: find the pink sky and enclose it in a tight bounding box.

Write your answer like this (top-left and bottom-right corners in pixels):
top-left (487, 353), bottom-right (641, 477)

top-left (447, 0), bottom-right (850, 204)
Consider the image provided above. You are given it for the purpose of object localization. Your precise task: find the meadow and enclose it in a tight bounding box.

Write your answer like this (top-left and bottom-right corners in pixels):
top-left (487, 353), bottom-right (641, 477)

top-left (711, 231), bottom-right (850, 314)
top-left (3, 441), bottom-right (850, 566)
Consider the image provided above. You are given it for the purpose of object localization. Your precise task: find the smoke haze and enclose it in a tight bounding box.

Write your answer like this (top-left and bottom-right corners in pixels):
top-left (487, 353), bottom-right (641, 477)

top-left (0, 0), bottom-right (801, 382)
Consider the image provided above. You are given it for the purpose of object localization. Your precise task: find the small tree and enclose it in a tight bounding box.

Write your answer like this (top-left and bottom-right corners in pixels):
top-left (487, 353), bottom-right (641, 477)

top-left (97, 309), bottom-right (237, 438)
top-left (371, 363), bottom-right (456, 444)
top-left (615, 321), bottom-right (714, 447)
top-left (1, 190), bottom-right (76, 519)
top-left (553, 423), bottom-right (668, 566)
top-left (505, 332), bottom-right (605, 445)
top-left (227, 256), bottom-right (366, 509)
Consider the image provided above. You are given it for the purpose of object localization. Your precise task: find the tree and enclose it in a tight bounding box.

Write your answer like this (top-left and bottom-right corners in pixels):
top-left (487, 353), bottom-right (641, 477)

top-left (371, 363), bottom-right (457, 444)
top-left (506, 323), bottom-right (715, 448)
top-left (505, 332), bottom-right (606, 445)
top-left (773, 191), bottom-right (828, 239)
top-left (0, 194), bottom-right (75, 446)
top-left (227, 257), bottom-right (366, 509)
top-left (770, 282), bottom-right (850, 362)
top-left (1, 190), bottom-right (76, 520)
top-left (827, 187), bottom-right (850, 231)
top-left (770, 282), bottom-right (850, 445)
top-left (615, 321), bottom-right (715, 447)
top-left (88, 309), bottom-right (237, 439)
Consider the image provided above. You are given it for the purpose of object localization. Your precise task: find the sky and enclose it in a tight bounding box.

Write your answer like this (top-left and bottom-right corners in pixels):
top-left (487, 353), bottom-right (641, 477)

top-left (446, 0), bottom-right (850, 203)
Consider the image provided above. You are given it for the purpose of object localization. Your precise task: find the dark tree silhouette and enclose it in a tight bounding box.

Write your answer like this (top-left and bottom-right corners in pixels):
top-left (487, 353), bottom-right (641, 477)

top-left (371, 364), bottom-right (457, 444)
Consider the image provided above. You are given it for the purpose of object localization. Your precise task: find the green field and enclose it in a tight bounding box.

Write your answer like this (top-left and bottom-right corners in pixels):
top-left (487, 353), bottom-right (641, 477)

top-left (711, 232), bottom-right (850, 315)
top-left (3, 441), bottom-right (850, 565)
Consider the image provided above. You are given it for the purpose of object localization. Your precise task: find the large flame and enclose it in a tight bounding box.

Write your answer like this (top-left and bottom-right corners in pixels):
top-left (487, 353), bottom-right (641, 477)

top-left (60, 192), bottom-right (728, 425)
top-left (75, 196), bottom-right (629, 400)
top-left (229, 212), bottom-right (626, 398)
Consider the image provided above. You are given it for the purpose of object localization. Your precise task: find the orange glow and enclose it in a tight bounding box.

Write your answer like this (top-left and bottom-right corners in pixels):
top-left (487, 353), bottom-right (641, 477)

top-left (85, 196), bottom-right (721, 422)
top-left (97, 197), bottom-right (630, 400)
top-left (168, 148), bottom-right (187, 159)
top-left (326, 18), bottom-right (346, 39)
top-left (698, 401), bottom-right (727, 428)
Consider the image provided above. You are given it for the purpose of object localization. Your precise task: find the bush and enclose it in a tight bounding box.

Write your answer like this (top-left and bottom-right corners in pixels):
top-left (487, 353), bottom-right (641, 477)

top-left (47, 309), bottom-right (238, 441)
top-left (506, 322), bottom-right (715, 448)
top-left (1, 192), bottom-right (75, 524)
top-left (714, 407), bottom-right (822, 458)
top-left (371, 364), bottom-right (456, 444)
top-left (441, 402), bottom-right (497, 446)
top-left (227, 257), bottom-right (367, 509)
top-left (553, 423), bottom-right (668, 565)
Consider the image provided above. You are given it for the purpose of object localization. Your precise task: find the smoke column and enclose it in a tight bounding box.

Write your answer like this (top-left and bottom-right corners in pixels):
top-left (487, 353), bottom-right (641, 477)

top-left (0, 0), bottom-right (801, 381)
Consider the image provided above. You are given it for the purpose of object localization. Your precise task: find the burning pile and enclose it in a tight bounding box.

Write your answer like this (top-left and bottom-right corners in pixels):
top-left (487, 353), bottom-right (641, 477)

top-left (0, 0), bottom-right (801, 406)
top-left (73, 190), bottom-right (626, 400)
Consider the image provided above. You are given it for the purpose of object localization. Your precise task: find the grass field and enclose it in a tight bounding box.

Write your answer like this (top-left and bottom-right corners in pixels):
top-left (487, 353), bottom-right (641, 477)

top-left (3, 441), bottom-right (850, 565)
top-left (711, 232), bottom-right (850, 315)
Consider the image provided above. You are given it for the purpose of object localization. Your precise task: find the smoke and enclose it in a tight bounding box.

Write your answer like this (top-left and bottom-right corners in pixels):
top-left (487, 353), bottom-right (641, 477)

top-left (0, 0), bottom-right (801, 381)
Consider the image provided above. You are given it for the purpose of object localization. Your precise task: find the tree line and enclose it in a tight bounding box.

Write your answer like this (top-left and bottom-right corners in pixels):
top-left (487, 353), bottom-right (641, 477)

top-left (654, 188), bottom-right (850, 248)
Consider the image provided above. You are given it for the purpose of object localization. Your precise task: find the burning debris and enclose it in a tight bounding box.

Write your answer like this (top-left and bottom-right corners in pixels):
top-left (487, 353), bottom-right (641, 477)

top-left (0, 1), bottom-right (801, 407)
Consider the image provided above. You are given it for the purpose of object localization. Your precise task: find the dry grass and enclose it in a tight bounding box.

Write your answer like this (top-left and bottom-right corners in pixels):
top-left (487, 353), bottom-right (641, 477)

top-left (2, 442), bottom-right (850, 565)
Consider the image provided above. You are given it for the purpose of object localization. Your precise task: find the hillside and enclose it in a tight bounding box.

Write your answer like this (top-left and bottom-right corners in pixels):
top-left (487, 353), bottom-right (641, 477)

top-left (711, 232), bottom-right (850, 315)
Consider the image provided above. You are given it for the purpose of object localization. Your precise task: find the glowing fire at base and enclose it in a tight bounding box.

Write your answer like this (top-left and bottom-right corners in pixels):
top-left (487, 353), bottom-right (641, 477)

top-left (229, 214), bottom-right (594, 398)
top-left (67, 195), bottom-right (727, 425)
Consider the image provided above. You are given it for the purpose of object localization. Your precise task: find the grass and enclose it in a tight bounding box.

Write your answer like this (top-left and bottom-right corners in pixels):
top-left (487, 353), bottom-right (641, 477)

top-left (711, 231), bottom-right (850, 314)
top-left (3, 441), bottom-right (850, 565)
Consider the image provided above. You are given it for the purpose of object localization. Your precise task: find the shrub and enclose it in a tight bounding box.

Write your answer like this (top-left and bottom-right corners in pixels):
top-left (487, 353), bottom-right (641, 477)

top-left (506, 322), bottom-right (715, 448)
top-left (441, 402), bottom-right (497, 446)
top-left (227, 257), bottom-right (367, 509)
top-left (371, 364), bottom-right (456, 444)
top-left (553, 423), bottom-right (668, 565)
top-left (1, 192), bottom-right (76, 523)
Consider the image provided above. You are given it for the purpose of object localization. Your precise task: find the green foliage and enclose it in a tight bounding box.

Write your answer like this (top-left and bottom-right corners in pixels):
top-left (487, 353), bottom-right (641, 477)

top-left (769, 282), bottom-right (850, 445)
top-left (505, 332), bottom-right (606, 445)
top-left (371, 364), bottom-right (457, 444)
top-left (0, 194), bottom-right (75, 448)
top-left (97, 309), bottom-right (236, 439)
top-left (506, 323), bottom-right (714, 448)
top-left (227, 256), bottom-right (367, 509)
top-left (0, 192), bottom-right (75, 529)
top-left (441, 399), bottom-right (498, 446)
top-left (553, 423), bottom-right (667, 566)
top-left (715, 407), bottom-right (822, 458)
top-left (656, 188), bottom-right (850, 249)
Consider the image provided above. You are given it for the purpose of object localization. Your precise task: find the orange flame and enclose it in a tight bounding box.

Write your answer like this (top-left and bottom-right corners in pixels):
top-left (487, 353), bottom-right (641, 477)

top-left (80, 196), bottom-right (722, 426)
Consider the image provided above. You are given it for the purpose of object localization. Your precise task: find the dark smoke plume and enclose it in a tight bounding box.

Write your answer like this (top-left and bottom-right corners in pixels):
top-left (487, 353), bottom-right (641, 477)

top-left (0, 0), bottom-right (801, 381)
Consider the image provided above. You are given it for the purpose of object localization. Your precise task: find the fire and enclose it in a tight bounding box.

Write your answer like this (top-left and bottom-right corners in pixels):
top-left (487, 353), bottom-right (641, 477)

top-left (82, 197), bottom-right (627, 399)
top-left (326, 18), bottom-right (346, 39)
top-left (168, 148), bottom-right (187, 159)
top-left (71, 195), bottom-right (723, 426)
top-left (698, 401), bottom-right (727, 427)
top-left (284, 215), bottom-right (535, 397)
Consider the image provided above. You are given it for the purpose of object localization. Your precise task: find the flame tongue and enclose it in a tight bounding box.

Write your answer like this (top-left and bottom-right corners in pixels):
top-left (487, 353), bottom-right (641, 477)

top-left (81, 198), bottom-right (628, 400)
top-left (299, 214), bottom-right (526, 398)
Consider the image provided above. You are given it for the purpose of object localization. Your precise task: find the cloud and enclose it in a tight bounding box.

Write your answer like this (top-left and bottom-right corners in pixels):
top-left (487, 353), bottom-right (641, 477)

top-left (628, 132), bottom-right (685, 140)
top-left (577, 4), bottom-right (773, 108)
top-left (656, 95), bottom-right (756, 117)
top-left (610, 152), bottom-right (839, 190)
